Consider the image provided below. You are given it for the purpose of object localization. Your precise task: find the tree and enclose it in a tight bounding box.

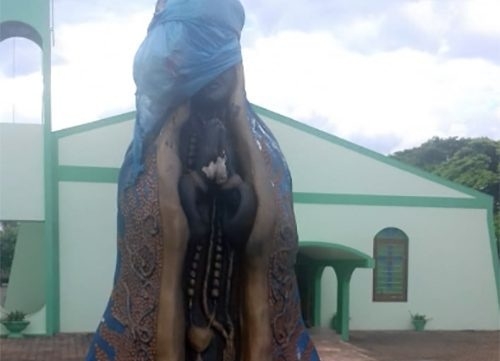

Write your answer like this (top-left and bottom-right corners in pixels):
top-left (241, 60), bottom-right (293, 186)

top-left (392, 137), bottom-right (500, 253)
top-left (0, 221), bottom-right (18, 284)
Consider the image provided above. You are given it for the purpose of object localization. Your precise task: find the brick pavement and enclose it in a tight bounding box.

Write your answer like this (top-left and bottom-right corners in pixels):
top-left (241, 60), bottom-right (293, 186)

top-left (0, 328), bottom-right (372, 361)
top-left (311, 328), bottom-right (377, 361)
top-left (0, 333), bottom-right (93, 361)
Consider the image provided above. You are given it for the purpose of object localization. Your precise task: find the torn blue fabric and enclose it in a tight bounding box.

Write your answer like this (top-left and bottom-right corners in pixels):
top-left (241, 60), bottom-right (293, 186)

top-left (124, 0), bottom-right (245, 188)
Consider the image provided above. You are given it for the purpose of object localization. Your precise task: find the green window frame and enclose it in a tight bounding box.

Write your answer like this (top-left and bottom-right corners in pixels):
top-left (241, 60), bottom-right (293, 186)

top-left (373, 227), bottom-right (408, 302)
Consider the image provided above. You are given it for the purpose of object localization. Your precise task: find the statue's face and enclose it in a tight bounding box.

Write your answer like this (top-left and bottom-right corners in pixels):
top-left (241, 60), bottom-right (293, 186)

top-left (193, 66), bottom-right (238, 109)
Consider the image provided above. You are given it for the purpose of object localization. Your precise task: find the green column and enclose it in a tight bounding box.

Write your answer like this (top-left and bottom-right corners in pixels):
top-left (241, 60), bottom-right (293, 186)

top-left (312, 265), bottom-right (324, 326)
top-left (333, 264), bottom-right (355, 341)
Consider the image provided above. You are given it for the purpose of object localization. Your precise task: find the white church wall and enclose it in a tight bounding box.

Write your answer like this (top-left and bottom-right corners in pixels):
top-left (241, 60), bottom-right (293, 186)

top-left (58, 181), bottom-right (117, 332)
top-left (0, 124), bottom-right (44, 220)
top-left (262, 114), bottom-right (473, 199)
top-left (57, 119), bottom-right (133, 168)
top-left (296, 203), bottom-right (499, 330)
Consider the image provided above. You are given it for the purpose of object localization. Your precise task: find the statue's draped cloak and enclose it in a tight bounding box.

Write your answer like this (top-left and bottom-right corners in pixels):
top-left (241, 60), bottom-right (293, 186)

top-left (85, 103), bottom-right (320, 361)
top-left (85, 0), bottom-right (320, 360)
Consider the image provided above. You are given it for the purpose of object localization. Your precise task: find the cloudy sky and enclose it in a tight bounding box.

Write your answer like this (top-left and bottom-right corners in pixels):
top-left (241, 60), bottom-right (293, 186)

top-left (1, 0), bottom-right (499, 154)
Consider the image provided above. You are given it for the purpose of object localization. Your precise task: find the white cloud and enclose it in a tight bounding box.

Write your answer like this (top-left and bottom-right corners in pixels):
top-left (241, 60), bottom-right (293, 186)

top-left (462, 0), bottom-right (500, 36)
top-left (0, 72), bottom-right (43, 124)
top-left (50, 11), bottom-right (151, 129)
top-left (400, 0), bottom-right (455, 35)
top-left (243, 30), bottom-right (500, 153)
top-left (333, 15), bottom-right (385, 49)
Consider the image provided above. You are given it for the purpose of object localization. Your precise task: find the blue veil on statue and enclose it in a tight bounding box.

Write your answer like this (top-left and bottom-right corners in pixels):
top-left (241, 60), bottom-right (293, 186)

top-left (124, 0), bottom-right (245, 188)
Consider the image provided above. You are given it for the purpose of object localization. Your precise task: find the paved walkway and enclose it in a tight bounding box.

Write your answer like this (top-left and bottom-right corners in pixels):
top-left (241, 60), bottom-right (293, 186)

top-left (311, 328), bottom-right (377, 361)
top-left (0, 333), bottom-right (93, 361)
top-left (1, 329), bottom-right (498, 361)
top-left (0, 328), bottom-right (372, 361)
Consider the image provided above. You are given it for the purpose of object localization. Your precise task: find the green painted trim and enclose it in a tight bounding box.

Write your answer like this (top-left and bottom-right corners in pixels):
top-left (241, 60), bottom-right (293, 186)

top-left (252, 104), bottom-right (491, 203)
top-left (58, 166), bottom-right (120, 184)
top-left (332, 265), bottom-right (355, 341)
top-left (46, 166), bottom-right (493, 211)
top-left (293, 192), bottom-right (489, 209)
top-left (313, 265), bottom-right (324, 327)
top-left (300, 241), bottom-right (374, 268)
top-left (44, 135), bottom-right (58, 335)
top-left (0, 21), bottom-right (43, 46)
top-left (485, 204), bottom-right (500, 305)
top-left (43, 45), bottom-right (58, 334)
top-left (302, 259), bottom-right (374, 271)
top-left (53, 111), bottom-right (135, 139)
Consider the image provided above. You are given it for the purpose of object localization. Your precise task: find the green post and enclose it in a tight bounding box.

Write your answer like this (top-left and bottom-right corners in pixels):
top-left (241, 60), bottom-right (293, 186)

top-left (312, 265), bottom-right (324, 327)
top-left (333, 264), bottom-right (355, 341)
top-left (43, 48), bottom-right (58, 334)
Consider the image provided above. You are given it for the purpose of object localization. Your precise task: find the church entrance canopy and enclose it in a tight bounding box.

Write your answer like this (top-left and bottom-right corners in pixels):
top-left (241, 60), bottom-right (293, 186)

top-left (297, 242), bottom-right (374, 341)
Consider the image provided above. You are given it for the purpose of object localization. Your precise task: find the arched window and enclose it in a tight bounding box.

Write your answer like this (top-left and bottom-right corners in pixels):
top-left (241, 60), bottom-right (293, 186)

top-left (373, 227), bottom-right (408, 302)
